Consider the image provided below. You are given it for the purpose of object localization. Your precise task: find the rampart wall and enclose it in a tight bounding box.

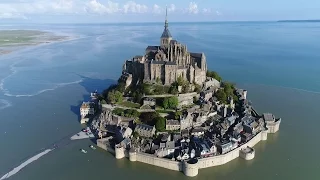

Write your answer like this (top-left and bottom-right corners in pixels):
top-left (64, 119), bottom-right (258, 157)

top-left (98, 122), bottom-right (279, 177)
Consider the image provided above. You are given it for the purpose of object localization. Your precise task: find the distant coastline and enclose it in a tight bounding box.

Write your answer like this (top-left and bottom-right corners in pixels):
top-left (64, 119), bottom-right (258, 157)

top-left (278, 20), bottom-right (320, 23)
top-left (0, 30), bottom-right (71, 56)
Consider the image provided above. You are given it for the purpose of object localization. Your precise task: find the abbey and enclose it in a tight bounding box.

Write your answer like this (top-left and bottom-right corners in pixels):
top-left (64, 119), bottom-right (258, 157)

top-left (122, 9), bottom-right (207, 86)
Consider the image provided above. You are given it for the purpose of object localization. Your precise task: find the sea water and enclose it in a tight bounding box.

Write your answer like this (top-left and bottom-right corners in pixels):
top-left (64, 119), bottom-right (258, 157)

top-left (0, 22), bottom-right (319, 180)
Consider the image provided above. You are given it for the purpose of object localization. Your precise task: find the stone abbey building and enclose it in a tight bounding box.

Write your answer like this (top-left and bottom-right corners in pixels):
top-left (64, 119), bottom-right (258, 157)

top-left (122, 8), bottom-right (207, 86)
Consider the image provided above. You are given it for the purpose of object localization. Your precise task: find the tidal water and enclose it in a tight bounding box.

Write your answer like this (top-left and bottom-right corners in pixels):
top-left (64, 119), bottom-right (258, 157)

top-left (0, 22), bottom-right (319, 180)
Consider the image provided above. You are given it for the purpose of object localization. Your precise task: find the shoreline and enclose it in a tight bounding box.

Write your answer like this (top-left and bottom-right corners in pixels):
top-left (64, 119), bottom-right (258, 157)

top-left (0, 30), bottom-right (80, 57)
top-left (99, 129), bottom-right (271, 177)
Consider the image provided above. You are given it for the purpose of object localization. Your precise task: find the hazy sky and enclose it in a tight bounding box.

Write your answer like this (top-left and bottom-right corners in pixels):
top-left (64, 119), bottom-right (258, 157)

top-left (0, 0), bottom-right (319, 23)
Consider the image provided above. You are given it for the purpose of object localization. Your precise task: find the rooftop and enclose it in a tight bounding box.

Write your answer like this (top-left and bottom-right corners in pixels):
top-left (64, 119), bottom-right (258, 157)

top-left (81, 102), bottom-right (94, 109)
top-left (167, 120), bottom-right (180, 126)
top-left (135, 124), bottom-right (154, 131)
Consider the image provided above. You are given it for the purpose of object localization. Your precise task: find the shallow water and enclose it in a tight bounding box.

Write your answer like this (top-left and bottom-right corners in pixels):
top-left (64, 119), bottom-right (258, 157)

top-left (0, 22), bottom-right (319, 180)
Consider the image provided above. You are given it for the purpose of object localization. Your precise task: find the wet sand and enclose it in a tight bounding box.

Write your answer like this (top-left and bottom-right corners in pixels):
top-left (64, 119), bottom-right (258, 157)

top-left (0, 30), bottom-right (70, 56)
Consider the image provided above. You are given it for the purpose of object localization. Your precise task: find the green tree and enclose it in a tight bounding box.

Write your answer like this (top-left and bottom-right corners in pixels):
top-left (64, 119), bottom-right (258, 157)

top-left (124, 109), bottom-right (140, 118)
top-left (174, 111), bottom-right (182, 120)
top-left (139, 112), bottom-right (160, 126)
top-left (168, 96), bottom-right (179, 109)
top-left (207, 71), bottom-right (222, 82)
top-left (155, 117), bottom-right (166, 131)
top-left (163, 96), bottom-right (179, 109)
top-left (169, 84), bottom-right (178, 94)
top-left (163, 98), bottom-right (170, 109)
top-left (194, 84), bottom-right (201, 93)
top-left (133, 92), bottom-right (143, 103)
top-left (116, 82), bottom-right (126, 93)
top-left (100, 99), bottom-right (107, 104)
top-left (154, 85), bottom-right (165, 95)
top-left (107, 90), bottom-right (123, 104)
top-left (216, 89), bottom-right (227, 103)
top-left (112, 108), bottom-right (125, 116)
top-left (177, 75), bottom-right (186, 86)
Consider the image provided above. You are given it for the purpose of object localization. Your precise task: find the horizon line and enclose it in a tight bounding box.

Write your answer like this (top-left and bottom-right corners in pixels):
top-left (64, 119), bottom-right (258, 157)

top-left (1, 19), bottom-right (319, 25)
top-left (0, 20), bottom-right (278, 25)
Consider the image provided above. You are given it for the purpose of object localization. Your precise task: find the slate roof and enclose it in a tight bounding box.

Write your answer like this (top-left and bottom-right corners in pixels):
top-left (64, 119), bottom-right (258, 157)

top-left (165, 61), bottom-right (176, 65)
top-left (146, 46), bottom-right (159, 52)
top-left (135, 124), bottom-right (154, 131)
top-left (161, 28), bottom-right (172, 38)
top-left (170, 40), bottom-right (177, 44)
top-left (190, 52), bottom-right (203, 60)
top-left (166, 120), bottom-right (180, 126)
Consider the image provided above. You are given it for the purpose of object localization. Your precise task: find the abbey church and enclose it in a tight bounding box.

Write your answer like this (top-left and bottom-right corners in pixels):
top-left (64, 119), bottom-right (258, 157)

top-left (122, 8), bottom-right (207, 86)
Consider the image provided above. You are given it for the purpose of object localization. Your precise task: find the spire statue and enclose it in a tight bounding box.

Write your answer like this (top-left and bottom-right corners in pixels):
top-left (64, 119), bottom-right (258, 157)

top-left (160, 5), bottom-right (172, 48)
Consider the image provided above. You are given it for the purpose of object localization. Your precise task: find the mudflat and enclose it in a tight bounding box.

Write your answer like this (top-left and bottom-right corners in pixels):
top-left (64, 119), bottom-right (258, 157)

top-left (0, 30), bottom-right (69, 55)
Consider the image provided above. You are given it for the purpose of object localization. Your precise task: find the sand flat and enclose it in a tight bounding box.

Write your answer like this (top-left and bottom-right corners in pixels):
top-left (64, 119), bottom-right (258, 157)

top-left (0, 30), bottom-right (70, 55)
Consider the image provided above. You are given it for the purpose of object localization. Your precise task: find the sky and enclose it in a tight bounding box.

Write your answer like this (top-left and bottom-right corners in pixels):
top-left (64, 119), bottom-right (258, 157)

top-left (0, 0), bottom-right (319, 23)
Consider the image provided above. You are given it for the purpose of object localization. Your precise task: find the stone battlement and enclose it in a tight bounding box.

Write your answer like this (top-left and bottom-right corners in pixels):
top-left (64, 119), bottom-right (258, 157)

top-left (100, 126), bottom-right (278, 177)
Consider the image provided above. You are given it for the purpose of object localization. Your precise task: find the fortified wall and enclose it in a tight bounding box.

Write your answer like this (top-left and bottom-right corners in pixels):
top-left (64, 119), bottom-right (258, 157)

top-left (98, 125), bottom-right (278, 177)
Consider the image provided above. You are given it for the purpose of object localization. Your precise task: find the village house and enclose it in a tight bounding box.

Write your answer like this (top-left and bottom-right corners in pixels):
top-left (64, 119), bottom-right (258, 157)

top-left (242, 115), bottom-right (260, 134)
top-left (216, 140), bottom-right (233, 154)
top-left (241, 132), bottom-right (253, 142)
top-left (166, 120), bottom-right (180, 131)
top-left (115, 126), bottom-right (133, 141)
top-left (155, 141), bottom-right (176, 157)
top-left (134, 124), bottom-right (156, 138)
top-left (80, 102), bottom-right (95, 119)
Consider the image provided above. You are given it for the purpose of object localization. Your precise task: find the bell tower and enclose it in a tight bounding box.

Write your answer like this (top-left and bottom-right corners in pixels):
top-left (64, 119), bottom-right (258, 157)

top-left (160, 6), bottom-right (172, 49)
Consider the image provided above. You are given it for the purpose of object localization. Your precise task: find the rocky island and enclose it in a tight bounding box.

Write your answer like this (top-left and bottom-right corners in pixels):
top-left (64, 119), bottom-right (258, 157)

top-left (80, 9), bottom-right (281, 177)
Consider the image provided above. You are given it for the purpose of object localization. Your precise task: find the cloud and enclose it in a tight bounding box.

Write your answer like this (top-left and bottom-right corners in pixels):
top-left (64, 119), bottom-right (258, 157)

top-left (152, 4), bottom-right (161, 14)
top-left (202, 8), bottom-right (211, 14)
top-left (216, 11), bottom-right (222, 16)
top-left (123, 1), bottom-right (148, 14)
top-left (51, 0), bottom-right (74, 11)
top-left (85, 0), bottom-right (120, 14)
top-left (168, 4), bottom-right (175, 13)
top-left (0, 12), bottom-right (27, 19)
top-left (0, 1), bottom-right (215, 19)
top-left (187, 2), bottom-right (198, 14)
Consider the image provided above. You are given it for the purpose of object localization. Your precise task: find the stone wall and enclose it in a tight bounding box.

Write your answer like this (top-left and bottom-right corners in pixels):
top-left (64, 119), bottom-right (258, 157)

top-left (107, 124), bottom-right (279, 176)
top-left (177, 92), bottom-right (198, 108)
top-left (266, 119), bottom-right (281, 133)
top-left (135, 152), bottom-right (182, 171)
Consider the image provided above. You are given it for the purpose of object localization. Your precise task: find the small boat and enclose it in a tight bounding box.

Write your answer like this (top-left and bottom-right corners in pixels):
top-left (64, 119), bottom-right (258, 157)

top-left (80, 149), bottom-right (87, 153)
top-left (90, 145), bottom-right (96, 150)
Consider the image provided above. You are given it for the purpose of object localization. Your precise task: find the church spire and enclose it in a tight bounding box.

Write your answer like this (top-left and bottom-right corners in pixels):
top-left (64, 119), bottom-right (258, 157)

top-left (161, 5), bottom-right (172, 39)
top-left (165, 5), bottom-right (168, 29)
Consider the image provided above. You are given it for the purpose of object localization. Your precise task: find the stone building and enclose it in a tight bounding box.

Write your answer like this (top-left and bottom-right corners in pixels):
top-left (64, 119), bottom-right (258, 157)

top-left (134, 124), bottom-right (156, 138)
top-left (80, 102), bottom-right (95, 119)
top-left (122, 8), bottom-right (207, 86)
top-left (166, 120), bottom-right (181, 131)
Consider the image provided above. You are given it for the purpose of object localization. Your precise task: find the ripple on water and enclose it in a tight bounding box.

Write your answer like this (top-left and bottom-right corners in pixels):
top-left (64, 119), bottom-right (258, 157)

top-left (0, 99), bottom-right (12, 110)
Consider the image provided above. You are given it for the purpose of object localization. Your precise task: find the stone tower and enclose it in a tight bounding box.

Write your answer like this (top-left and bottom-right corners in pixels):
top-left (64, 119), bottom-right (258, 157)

top-left (160, 6), bottom-right (172, 49)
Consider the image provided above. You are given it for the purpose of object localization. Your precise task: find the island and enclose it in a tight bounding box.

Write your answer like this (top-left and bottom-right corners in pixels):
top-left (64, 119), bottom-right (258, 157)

top-left (0, 30), bottom-right (69, 56)
top-left (79, 9), bottom-right (281, 177)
